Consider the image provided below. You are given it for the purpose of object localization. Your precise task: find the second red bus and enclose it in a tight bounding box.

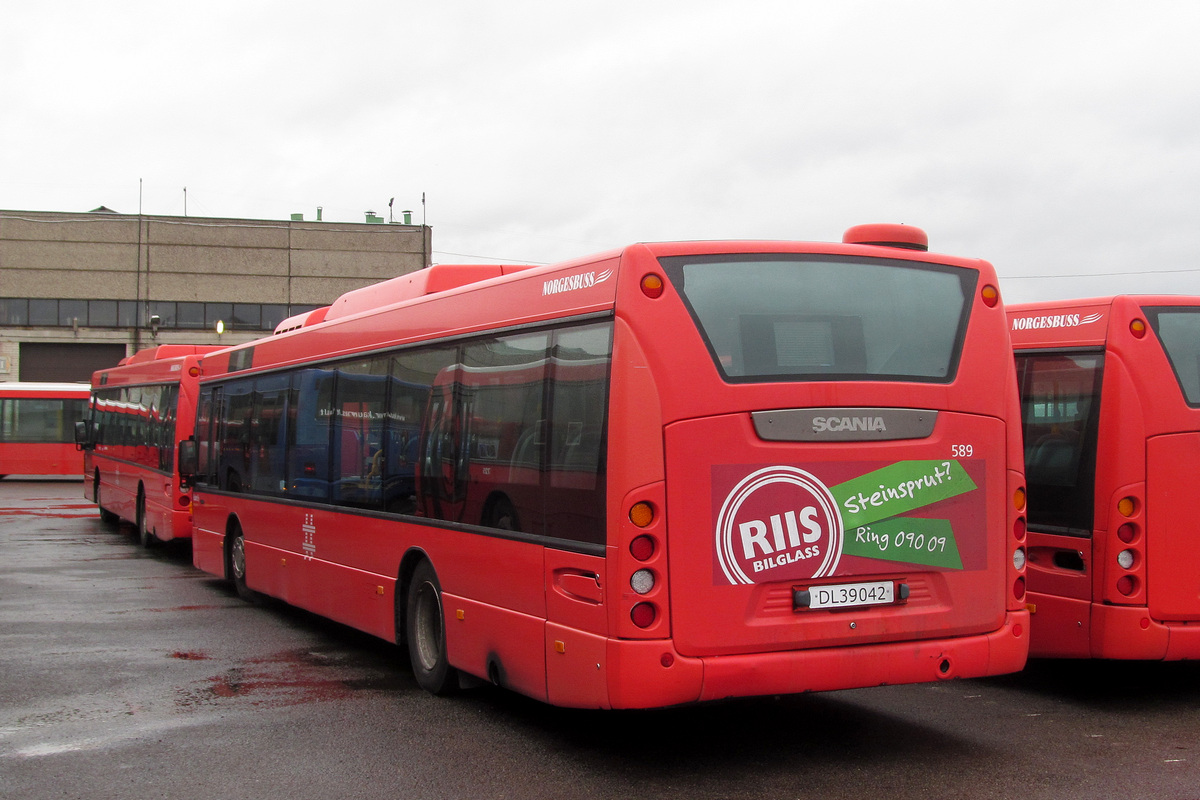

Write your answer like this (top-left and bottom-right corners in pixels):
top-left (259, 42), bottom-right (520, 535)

top-left (80, 344), bottom-right (221, 545)
top-left (1011, 295), bottom-right (1200, 659)
top-left (0, 382), bottom-right (89, 479)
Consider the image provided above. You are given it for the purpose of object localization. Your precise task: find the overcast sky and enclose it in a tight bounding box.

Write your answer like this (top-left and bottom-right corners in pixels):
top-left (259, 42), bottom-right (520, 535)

top-left (4, 1), bottom-right (1200, 303)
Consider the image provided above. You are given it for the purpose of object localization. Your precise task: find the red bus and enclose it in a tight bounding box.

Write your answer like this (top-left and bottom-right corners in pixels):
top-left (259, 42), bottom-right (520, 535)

top-left (185, 225), bottom-right (1028, 708)
top-left (0, 382), bottom-right (89, 478)
top-left (80, 344), bottom-right (222, 545)
top-left (1011, 295), bottom-right (1200, 659)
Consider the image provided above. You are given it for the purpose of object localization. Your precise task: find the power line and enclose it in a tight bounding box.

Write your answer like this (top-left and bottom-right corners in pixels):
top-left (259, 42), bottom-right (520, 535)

top-left (432, 250), bottom-right (549, 265)
top-left (1003, 266), bottom-right (1200, 280)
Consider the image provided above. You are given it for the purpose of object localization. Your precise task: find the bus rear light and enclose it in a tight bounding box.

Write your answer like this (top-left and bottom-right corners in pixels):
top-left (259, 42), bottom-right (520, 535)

top-left (1116, 575), bottom-right (1138, 596)
top-left (630, 569), bottom-right (655, 595)
top-left (1013, 487), bottom-right (1026, 511)
top-left (1013, 576), bottom-right (1026, 600)
top-left (1117, 496), bottom-right (1138, 517)
top-left (660, 652), bottom-right (674, 668)
top-left (640, 274), bottom-right (665, 299)
top-left (631, 603), bottom-right (657, 628)
top-left (1013, 516), bottom-right (1026, 542)
top-left (1117, 523), bottom-right (1138, 543)
top-left (1117, 549), bottom-right (1136, 570)
top-left (178, 495), bottom-right (190, 508)
top-left (1013, 548), bottom-right (1026, 571)
top-left (629, 502), bottom-right (654, 528)
top-left (188, 366), bottom-right (201, 377)
top-left (630, 534), bottom-right (656, 561)
top-left (304, 462), bottom-right (317, 477)
top-left (1130, 318), bottom-right (1147, 339)
top-left (981, 284), bottom-right (1000, 308)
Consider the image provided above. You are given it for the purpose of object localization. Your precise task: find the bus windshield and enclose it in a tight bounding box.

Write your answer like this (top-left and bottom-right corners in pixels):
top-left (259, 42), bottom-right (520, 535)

top-left (661, 254), bottom-right (975, 382)
top-left (1145, 307), bottom-right (1200, 406)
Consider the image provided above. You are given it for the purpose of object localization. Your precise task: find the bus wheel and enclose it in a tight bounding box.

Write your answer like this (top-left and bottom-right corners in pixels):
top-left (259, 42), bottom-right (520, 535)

top-left (406, 560), bottom-right (458, 695)
top-left (136, 488), bottom-right (155, 547)
top-left (229, 526), bottom-right (256, 602)
top-left (95, 476), bottom-right (118, 525)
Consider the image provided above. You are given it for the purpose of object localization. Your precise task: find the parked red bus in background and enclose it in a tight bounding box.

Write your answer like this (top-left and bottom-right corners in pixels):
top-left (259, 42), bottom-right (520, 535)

top-left (1011, 296), bottom-right (1200, 659)
top-left (79, 344), bottom-right (221, 545)
top-left (186, 225), bottom-right (1028, 708)
top-left (0, 382), bottom-right (89, 478)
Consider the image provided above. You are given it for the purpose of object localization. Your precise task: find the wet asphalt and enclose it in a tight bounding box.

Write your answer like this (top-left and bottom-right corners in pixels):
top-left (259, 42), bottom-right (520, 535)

top-left (2, 479), bottom-right (1199, 800)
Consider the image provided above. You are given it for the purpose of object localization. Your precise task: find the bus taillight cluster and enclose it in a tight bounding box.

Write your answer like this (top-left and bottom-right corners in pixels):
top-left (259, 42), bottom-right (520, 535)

top-left (626, 498), bottom-right (666, 632)
top-left (1113, 495), bottom-right (1144, 600)
top-left (1012, 486), bottom-right (1027, 603)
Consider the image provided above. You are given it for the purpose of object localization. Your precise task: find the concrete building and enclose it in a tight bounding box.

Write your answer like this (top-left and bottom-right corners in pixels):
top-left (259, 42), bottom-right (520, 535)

top-left (0, 208), bottom-right (431, 382)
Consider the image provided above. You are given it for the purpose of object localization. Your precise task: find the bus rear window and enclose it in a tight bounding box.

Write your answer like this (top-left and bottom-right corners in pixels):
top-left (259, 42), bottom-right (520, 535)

top-left (660, 254), bottom-right (975, 382)
top-left (1145, 307), bottom-right (1200, 406)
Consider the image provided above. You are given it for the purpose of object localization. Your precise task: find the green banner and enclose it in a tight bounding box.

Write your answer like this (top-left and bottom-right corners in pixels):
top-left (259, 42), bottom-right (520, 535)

top-left (841, 517), bottom-right (964, 570)
top-left (831, 460), bottom-right (976, 529)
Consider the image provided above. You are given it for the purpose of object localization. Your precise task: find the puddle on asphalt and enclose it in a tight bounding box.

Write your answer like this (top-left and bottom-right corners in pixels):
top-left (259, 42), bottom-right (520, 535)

top-left (174, 645), bottom-right (411, 710)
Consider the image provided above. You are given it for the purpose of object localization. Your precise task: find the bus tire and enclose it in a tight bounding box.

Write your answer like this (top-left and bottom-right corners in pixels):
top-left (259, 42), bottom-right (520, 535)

top-left (136, 487), bottom-right (155, 547)
top-left (406, 560), bottom-right (458, 695)
top-left (228, 525), bottom-right (257, 603)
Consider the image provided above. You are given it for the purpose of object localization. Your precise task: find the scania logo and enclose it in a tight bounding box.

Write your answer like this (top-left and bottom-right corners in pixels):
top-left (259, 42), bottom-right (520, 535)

top-left (715, 466), bottom-right (843, 585)
top-left (812, 416), bottom-right (886, 434)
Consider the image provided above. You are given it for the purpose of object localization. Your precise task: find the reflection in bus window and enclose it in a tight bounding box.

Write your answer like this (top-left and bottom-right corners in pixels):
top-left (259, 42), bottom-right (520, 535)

top-left (1015, 352), bottom-right (1103, 535)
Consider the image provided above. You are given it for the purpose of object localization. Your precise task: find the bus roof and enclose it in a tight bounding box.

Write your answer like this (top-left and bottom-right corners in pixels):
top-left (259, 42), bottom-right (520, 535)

top-left (205, 231), bottom-right (993, 380)
top-left (94, 344), bottom-right (223, 388)
top-left (323, 264), bottom-right (537, 324)
top-left (121, 344), bottom-right (225, 365)
top-left (0, 381), bottom-right (91, 394)
top-left (1009, 295), bottom-right (1200, 349)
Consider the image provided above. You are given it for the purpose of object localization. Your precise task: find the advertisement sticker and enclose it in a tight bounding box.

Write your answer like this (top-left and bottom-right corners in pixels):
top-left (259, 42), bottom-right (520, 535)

top-left (713, 460), bottom-right (983, 586)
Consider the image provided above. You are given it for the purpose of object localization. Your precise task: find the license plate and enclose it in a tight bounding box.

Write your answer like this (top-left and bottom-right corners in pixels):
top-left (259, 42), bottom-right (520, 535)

top-left (804, 580), bottom-right (895, 610)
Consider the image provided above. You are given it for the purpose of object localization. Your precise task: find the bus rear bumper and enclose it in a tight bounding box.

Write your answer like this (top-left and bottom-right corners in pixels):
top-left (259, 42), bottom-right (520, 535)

top-left (1028, 598), bottom-right (1200, 660)
top-left (1090, 603), bottom-right (1200, 660)
top-left (602, 611), bottom-right (1029, 709)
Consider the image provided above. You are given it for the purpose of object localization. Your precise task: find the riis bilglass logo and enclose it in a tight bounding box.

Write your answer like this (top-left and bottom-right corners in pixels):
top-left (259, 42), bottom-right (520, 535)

top-left (715, 466), bottom-right (844, 585)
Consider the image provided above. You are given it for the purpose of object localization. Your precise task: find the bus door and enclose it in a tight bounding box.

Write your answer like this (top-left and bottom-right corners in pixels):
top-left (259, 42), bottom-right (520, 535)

top-left (1016, 351), bottom-right (1102, 607)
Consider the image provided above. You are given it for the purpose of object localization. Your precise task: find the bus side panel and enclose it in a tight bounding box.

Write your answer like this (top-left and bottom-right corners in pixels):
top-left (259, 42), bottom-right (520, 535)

top-left (1026, 531), bottom-right (1092, 601)
top-left (250, 540), bottom-right (396, 642)
top-left (1027, 593), bottom-right (1092, 658)
top-left (444, 594), bottom-right (548, 702)
top-left (1090, 604), bottom-right (1169, 659)
top-left (96, 457), bottom-right (138, 524)
top-left (194, 493), bottom-right (552, 657)
top-left (192, 519), bottom-right (226, 577)
top-left (2, 442), bottom-right (83, 476)
top-left (1146, 433), bottom-right (1200, 621)
top-left (543, 549), bottom-right (609, 706)
top-left (545, 624), bottom-right (610, 708)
